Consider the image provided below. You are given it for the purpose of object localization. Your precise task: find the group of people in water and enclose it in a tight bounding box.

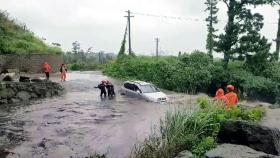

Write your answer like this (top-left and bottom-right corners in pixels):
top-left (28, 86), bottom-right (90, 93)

top-left (214, 84), bottom-right (238, 108)
top-left (42, 62), bottom-right (67, 82)
top-left (95, 80), bottom-right (116, 97)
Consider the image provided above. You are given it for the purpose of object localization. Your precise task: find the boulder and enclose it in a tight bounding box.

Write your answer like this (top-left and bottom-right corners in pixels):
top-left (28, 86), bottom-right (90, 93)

top-left (205, 144), bottom-right (280, 158)
top-left (218, 120), bottom-right (280, 155)
top-left (2, 75), bottom-right (13, 81)
top-left (30, 93), bottom-right (38, 98)
top-left (46, 91), bottom-right (52, 98)
top-left (0, 149), bottom-right (14, 158)
top-left (10, 98), bottom-right (20, 104)
top-left (19, 76), bottom-right (30, 82)
top-left (16, 91), bottom-right (31, 101)
top-left (31, 78), bottom-right (43, 83)
top-left (175, 150), bottom-right (193, 158)
top-left (0, 99), bottom-right (8, 104)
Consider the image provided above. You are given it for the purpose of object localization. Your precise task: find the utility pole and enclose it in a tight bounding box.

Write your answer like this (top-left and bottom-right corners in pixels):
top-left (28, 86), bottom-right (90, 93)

top-left (155, 38), bottom-right (159, 57)
top-left (125, 10), bottom-right (134, 55)
top-left (275, 9), bottom-right (280, 61)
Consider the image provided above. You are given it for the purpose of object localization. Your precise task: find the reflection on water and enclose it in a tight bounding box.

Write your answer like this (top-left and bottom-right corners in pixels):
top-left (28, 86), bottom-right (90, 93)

top-left (0, 71), bottom-right (198, 158)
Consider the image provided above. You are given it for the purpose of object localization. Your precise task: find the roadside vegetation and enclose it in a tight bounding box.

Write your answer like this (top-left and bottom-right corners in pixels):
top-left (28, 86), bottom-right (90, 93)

top-left (131, 97), bottom-right (265, 158)
top-left (0, 10), bottom-right (62, 54)
top-left (105, 52), bottom-right (280, 103)
top-left (63, 41), bottom-right (115, 71)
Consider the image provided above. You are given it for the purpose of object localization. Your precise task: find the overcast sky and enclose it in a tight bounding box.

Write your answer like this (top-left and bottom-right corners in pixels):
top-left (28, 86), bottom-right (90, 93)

top-left (0, 0), bottom-right (278, 55)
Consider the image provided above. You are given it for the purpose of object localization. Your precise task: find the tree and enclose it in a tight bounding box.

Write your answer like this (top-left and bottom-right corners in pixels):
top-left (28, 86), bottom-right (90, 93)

top-left (87, 47), bottom-right (94, 53)
top-left (72, 41), bottom-right (80, 54)
top-left (216, 0), bottom-right (275, 64)
top-left (178, 51), bottom-right (182, 57)
top-left (118, 39), bottom-right (126, 57)
top-left (118, 24), bottom-right (128, 57)
top-left (205, 0), bottom-right (219, 58)
top-left (51, 42), bottom-right (61, 47)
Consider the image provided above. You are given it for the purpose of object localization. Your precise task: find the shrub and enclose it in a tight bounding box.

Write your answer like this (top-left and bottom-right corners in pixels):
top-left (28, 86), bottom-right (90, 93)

top-left (191, 137), bottom-right (216, 157)
top-left (180, 50), bottom-right (213, 68)
top-left (228, 68), bottom-right (279, 102)
top-left (262, 62), bottom-right (280, 83)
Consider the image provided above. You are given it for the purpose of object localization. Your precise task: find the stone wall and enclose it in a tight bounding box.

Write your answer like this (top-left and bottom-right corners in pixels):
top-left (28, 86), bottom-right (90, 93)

top-left (0, 81), bottom-right (64, 104)
top-left (0, 54), bottom-right (63, 73)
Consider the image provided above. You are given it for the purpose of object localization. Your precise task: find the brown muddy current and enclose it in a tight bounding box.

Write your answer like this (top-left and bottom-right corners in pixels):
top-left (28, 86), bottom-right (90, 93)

top-left (0, 71), bottom-right (201, 158)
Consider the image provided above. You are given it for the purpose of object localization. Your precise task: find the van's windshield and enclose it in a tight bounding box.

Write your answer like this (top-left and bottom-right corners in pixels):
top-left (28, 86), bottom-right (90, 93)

top-left (140, 85), bottom-right (160, 93)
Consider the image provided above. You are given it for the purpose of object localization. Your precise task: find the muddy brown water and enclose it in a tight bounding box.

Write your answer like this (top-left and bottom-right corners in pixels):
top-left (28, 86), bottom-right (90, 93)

top-left (0, 71), bottom-right (201, 158)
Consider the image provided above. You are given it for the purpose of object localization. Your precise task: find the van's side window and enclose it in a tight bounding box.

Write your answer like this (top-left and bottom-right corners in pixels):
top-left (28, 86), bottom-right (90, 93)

top-left (124, 83), bottom-right (130, 89)
top-left (124, 83), bottom-right (135, 91)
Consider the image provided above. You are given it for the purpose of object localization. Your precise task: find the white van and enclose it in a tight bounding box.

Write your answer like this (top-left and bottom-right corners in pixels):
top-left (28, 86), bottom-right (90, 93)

top-left (120, 81), bottom-right (168, 103)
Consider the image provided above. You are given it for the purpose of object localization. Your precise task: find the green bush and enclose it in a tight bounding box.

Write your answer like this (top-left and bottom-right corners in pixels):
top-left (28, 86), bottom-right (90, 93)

top-left (180, 50), bottom-right (213, 68)
top-left (262, 62), bottom-right (280, 83)
top-left (191, 137), bottom-right (216, 157)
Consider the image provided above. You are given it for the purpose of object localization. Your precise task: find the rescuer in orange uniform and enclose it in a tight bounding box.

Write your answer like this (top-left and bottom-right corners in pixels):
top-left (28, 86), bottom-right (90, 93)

top-left (42, 62), bottom-right (52, 80)
top-left (214, 88), bottom-right (224, 100)
top-left (224, 85), bottom-right (238, 108)
top-left (214, 88), bottom-right (228, 104)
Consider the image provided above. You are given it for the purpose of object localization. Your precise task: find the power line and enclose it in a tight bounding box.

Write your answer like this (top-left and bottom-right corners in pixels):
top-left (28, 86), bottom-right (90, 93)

top-left (131, 11), bottom-right (203, 22)
top-left (131, 11), bottom-right (277, 25)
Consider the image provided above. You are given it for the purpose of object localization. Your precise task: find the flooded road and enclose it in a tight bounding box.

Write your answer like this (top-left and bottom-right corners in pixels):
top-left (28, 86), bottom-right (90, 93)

top-left (0, 71), bottom-right (199, 158)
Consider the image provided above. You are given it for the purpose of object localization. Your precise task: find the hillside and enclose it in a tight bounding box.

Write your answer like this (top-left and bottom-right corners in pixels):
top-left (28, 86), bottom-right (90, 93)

top-left (0, 11), bottom-right (62, 54)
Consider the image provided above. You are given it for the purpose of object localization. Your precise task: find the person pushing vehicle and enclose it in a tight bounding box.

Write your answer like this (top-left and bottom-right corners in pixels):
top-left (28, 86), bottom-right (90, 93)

top-left (95, 80), bottom-right (107, 97)
top-left (106, 80), bottom-right (115, 97)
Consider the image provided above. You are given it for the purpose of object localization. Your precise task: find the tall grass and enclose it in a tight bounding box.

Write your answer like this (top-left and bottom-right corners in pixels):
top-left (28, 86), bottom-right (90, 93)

top-left (131, 98), bottom-right (265, 158)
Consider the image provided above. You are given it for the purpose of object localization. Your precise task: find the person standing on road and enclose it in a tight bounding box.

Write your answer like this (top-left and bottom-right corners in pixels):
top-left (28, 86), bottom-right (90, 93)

top-left (106, 80), bottom-right (115, 97)
top-left (224, 85), bottom-right (238, 108)
top-left (42, 62), bottom-right (52, 80)
top-left (95, 80), bottom-right (107, 97)
top-left (60, 64), bottom-right (67, 82)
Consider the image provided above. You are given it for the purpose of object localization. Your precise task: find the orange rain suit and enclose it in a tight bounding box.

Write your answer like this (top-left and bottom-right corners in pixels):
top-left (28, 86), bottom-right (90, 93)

top-left (214, 88), bottom-right (228, 104)
top-left (42, 63), bottom-right (52, 73)
top-left (224, 92), bottom-right (238, 108)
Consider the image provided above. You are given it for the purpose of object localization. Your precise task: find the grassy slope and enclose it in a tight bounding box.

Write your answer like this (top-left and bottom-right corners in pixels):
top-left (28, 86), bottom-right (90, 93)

top-left (0, 11), bottom-right (62, 54)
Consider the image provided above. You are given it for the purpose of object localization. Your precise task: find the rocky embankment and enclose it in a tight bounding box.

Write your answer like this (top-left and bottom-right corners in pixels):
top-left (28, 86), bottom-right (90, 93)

top-left (176, 120), bottom-right (280, 158)
top-left (0, 81), bottom-right (64, 104)
top-left (217, 120), bottom-right (280, 156)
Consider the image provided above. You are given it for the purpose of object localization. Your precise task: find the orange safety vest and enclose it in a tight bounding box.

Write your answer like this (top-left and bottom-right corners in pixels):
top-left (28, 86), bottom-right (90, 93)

top-left (214, 88), bottom-right (224, 100)
top-left (214, 88), bottom-right (229, 105)
top-left (224, 92), bottom-right (238, 108)
top-left (42, 63), bottom-right (51, 73)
